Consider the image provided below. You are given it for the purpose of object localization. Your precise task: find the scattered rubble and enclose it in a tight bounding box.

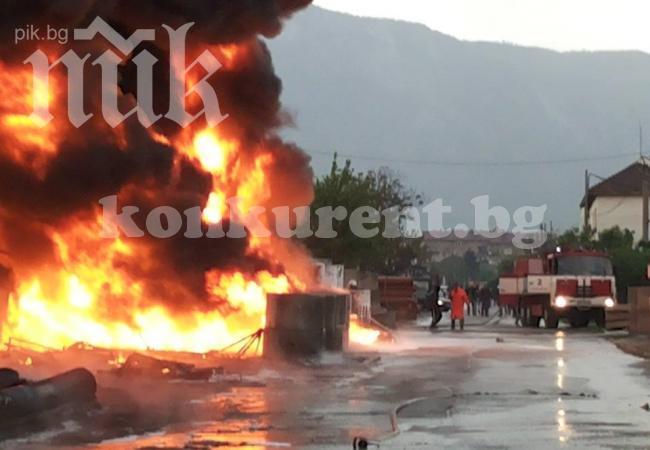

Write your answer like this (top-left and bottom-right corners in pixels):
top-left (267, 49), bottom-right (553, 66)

top-left (109, 353), bottom-right (224, 381)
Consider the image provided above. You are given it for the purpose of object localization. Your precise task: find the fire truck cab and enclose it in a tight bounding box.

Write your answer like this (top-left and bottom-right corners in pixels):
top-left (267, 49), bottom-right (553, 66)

top-left (499, 249), bottom-right (616, 328)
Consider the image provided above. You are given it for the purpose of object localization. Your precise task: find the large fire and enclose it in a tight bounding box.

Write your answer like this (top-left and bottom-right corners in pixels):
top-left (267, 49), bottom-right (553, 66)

top-left (1, 121), bottom-right (299, 353)
top-left (349, 315), bottom-right (381, 346)
top-left (0, 64), bottom-right (63, 171)
top-left (0, 35), bottom-right (378, 354)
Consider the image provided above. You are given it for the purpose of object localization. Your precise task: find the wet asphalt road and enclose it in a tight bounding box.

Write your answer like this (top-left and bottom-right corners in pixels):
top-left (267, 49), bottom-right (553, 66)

top-left (8, 317), bottom-right (650, 450)
top-left (388, 324), bottom-right (650, 449)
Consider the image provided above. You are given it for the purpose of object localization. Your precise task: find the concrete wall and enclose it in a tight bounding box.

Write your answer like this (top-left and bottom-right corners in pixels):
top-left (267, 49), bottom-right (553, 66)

top-left (582, 196), bottom-right (648, 242)
top-left (628, 286), bottom-right (650, 335)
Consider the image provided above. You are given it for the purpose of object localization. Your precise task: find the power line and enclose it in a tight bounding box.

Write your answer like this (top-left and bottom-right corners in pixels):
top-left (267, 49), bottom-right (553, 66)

top-left (310, 150), bottom-right (639, 167)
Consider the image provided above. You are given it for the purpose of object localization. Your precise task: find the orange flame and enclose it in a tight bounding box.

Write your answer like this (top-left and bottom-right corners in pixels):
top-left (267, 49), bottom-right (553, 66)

top-left (5, 262), bottom-right (291, 354)
top-left (0, 63), bottom-right (62, 171)
top-left (349, 315), bottom-right (380, 346)
top-left (0, 46), bottom-right (367, 357)
top-left (0, 110), bottom-right (304, 355)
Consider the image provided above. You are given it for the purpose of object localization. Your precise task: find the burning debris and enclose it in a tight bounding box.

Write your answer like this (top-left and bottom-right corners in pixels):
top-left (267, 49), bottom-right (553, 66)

top-left (0, 0), bottom-right (391, 446)
top-left (0, 0), bottom-right (318, 354)
top-left (110, 352), bottom-right (223, 381)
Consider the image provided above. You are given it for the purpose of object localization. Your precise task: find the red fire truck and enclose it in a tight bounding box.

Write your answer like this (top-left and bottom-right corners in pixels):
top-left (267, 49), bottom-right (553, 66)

top-left (499, 249), bottom-right (617, 328)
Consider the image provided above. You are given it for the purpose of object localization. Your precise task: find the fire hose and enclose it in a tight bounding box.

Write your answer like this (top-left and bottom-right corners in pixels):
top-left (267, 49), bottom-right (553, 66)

top-left (353, 387), bottom-right (454, 449)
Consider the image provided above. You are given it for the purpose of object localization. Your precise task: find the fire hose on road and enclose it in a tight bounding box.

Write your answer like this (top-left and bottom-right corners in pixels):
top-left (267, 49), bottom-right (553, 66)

top-left (353, 387), bottom-right (454, 448)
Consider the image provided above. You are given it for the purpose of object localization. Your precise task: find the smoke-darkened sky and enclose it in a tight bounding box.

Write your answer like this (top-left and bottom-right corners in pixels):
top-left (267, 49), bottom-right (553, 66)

top-left (314, 0), bottom-right (650, 53)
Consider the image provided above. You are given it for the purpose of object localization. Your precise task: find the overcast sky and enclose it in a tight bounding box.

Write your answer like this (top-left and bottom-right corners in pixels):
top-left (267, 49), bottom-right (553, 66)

top-left (313, 0), bottom-right (650, 53)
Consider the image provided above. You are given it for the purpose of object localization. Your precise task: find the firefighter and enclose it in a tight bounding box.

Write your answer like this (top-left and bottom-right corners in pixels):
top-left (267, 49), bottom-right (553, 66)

top-left (467, 282), bottom-right (478, 316)
top-left (479, 284), bottom-right (492, 317)
top-left (429, 273), bottom-right (442, 328)
top-left (450, 283), bottom-right (469, 331)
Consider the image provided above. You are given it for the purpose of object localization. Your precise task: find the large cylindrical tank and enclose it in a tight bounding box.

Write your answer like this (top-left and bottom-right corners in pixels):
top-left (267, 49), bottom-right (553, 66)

top-left (265, 293), bottom-right (350, 358)
top-left (0, 368), bottom-right (97, 419)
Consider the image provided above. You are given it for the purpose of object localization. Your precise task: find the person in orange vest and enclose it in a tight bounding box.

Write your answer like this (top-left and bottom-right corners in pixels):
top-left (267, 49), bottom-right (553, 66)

top-left (450, 283), bottom-right (470, 331)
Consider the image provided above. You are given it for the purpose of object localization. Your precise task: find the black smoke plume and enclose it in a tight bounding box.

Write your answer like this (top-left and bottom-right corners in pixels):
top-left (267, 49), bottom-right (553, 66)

top-left (0, 0), bottom-right (314, 307)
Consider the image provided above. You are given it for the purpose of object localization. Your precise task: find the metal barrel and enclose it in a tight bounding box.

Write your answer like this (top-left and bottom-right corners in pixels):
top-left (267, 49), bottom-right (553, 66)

top-left (0, 368), bottom-right (97, 419)
top-left (322, 294), bottom-right (350, 352)
top-left (265, 293), bottom-right (325, 358)
top-left (265, 293), bottom-right (350, 358)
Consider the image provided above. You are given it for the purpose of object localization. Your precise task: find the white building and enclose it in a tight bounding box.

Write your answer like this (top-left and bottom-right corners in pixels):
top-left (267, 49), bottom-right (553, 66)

top-left (580, 158), bottom-right (650, 243)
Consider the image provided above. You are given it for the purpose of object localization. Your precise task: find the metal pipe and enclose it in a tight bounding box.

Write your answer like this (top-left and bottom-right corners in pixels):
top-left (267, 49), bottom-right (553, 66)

top-left (0, 368), bottom-right (20, 390)
top-left (0, 368), bottom-right (97, 419)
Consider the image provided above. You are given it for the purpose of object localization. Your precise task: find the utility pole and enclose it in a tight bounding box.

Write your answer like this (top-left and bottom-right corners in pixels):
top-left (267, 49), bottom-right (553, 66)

top-left (640, 123), bottom-right (644, 159)
top-left (641, 180), bottom-right (650, 242)
top-left (642, 129), bottom-right (649, 241)
top-left (584, 169), bottom-right (590, 232)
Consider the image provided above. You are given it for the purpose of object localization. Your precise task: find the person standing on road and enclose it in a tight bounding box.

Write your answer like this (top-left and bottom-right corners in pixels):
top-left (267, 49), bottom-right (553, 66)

top-left (479, 284), bottom-right (491, 317)
top-left (466, 282), bottom-right (478, 316)
top-left (428, 274), bottom-right (442, 328)
top-left (450, 283), bottom-right (469, 331)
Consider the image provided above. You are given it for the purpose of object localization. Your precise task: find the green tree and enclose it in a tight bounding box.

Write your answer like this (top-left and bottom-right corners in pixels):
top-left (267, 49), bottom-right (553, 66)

top-left (432, 253), bottom-right (498, 287)
top-left (595, 227), bottom-right (635, 252)
top-left (556, 227), bottom-right (596, 250)
top-left (497, 255), bottom-right (516, 276)
top-left (463, 250), bottom-right (480, 281)
top-left (432, 256), bottom-right (468, 285)
top-left (307, 155), bottom-right (426, 274)
top-left (478, 262), bottom-right (497, 283)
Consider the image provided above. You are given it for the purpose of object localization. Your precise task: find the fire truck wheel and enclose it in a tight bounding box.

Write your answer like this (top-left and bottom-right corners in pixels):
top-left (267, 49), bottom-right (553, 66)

top-left (544, 308), bottom-right (559, 329)
top-left (569, 312), bottom-right (589, 328)
top-left (594, 309), bottom-right (606, 329)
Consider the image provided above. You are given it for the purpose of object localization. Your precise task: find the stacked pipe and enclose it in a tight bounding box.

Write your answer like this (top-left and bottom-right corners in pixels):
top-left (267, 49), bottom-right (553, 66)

top-left (0, 368), bottom-right (97, 420)
top-left (378, 277), bottom-right (419, 321)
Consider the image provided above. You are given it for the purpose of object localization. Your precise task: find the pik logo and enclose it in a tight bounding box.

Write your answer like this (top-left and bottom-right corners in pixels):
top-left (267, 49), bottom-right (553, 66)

top-left (24, 17), bottom-right (228, 128)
